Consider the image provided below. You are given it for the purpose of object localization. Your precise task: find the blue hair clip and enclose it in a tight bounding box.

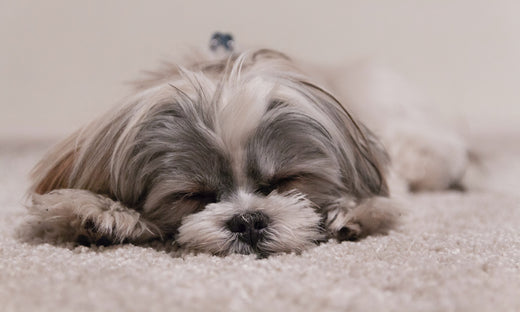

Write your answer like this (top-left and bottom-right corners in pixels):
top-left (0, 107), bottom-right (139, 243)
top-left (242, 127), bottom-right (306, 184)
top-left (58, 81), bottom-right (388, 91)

top-left (209, 32), bottom-right (234, 53)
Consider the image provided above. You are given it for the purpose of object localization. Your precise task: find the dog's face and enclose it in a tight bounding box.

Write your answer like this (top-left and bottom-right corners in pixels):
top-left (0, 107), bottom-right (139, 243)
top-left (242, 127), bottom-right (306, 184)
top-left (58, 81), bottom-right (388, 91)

top-left (31, 51), bottom-right (390, 256)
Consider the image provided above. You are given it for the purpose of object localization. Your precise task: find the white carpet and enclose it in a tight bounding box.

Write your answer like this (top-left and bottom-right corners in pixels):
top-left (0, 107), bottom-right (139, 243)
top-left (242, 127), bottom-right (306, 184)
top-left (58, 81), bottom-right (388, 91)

top-left (1, 134), bottom-right (519, 312)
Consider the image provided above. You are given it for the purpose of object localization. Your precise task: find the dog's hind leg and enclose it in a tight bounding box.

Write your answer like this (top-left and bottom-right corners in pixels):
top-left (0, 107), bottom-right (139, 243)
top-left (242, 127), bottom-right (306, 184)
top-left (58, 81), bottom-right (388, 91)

top-left (329, 63), bottom-right (469, 191)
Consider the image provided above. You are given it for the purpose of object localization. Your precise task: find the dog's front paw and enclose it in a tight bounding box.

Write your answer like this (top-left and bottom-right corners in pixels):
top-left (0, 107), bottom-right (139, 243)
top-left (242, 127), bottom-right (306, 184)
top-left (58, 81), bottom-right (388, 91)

top-left (335, 224), bottom-right (362, 241)
top-left (326, 197), bottom-right (400, 242)
top-left (19, 189), bottom-right (159, 246)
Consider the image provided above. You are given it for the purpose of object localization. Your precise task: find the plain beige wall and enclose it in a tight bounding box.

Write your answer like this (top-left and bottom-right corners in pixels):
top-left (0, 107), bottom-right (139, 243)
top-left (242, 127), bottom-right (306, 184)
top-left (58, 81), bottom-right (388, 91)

top-left (1, 0), bottom-right (519, 140)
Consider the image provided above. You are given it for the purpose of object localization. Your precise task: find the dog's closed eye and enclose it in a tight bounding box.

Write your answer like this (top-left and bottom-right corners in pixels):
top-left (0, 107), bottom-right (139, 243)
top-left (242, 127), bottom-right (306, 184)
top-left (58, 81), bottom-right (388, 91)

top-left (256, 175), bottom-right (301, 196)
top-left (179, 191), bottom-right (219, 205)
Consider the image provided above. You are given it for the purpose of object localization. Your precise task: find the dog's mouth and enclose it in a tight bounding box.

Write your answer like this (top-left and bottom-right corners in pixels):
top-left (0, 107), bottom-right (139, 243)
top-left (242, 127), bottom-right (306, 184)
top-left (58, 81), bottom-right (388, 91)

top-left (213, 232), bottom-right (326, 258)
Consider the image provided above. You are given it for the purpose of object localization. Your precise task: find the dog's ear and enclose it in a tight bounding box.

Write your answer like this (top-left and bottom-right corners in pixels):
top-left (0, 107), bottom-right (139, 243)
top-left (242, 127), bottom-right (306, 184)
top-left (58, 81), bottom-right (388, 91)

top-left (33, 151), bottom-right (75, 194)
top-left (31, 133), bottom-right (81, 194)
top-left (300, 80), bottom-right (389, 198)
top-left (30, 93), bottom-right (152, 203)
top-left (345, 123), bottom-right (390, 197)
top-left (30, 109), bottom-right (120, 198)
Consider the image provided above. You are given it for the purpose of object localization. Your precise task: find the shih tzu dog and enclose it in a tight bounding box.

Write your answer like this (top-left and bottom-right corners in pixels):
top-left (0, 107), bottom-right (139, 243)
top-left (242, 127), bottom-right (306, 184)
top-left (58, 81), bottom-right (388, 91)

top-left (23, 35), bottom-right (468, 256)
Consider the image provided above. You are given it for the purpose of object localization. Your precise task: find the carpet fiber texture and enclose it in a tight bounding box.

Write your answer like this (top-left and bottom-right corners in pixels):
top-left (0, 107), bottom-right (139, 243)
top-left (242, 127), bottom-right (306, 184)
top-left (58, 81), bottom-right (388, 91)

top-left (1, 133), bottom-right (519, 312)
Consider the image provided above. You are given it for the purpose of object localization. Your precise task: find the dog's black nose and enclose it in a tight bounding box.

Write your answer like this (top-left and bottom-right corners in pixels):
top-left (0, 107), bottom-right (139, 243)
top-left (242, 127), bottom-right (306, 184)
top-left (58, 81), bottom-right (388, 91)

top-left (227, 212), bottom-right (269, 246)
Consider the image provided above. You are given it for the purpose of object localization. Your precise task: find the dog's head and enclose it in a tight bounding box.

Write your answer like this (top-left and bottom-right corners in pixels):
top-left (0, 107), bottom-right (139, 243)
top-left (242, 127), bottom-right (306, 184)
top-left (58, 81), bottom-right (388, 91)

top-left (32, 50), bottom-right (389, 256)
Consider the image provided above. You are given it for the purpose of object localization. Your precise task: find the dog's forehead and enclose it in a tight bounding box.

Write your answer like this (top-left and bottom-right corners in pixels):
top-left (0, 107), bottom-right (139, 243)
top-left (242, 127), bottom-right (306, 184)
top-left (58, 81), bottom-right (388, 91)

top-left (210, 79), bottom-right (333, 185)
top-left (142, 74), bottom-right (335, 194)
top-left (213, 77), bottom-right (273, 163)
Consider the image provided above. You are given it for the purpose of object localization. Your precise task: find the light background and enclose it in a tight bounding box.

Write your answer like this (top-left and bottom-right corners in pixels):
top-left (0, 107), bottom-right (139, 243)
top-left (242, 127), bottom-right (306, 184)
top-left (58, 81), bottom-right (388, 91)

top-left (1, 0), bottom-right (519, 140)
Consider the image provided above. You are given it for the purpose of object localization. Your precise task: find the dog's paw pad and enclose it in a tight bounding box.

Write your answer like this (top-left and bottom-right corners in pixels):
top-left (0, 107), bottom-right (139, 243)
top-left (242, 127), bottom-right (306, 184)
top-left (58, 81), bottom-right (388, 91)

top-left (336, 224), bottom-right (361, 241)
top-left (94, 236), bottom-right (112, 246)
top-left (75, 231), bottom-right (113, 247)
top-left (76, 234), bottom-right (92, 246)
top-left (76, 217), bottom-right (117, 246)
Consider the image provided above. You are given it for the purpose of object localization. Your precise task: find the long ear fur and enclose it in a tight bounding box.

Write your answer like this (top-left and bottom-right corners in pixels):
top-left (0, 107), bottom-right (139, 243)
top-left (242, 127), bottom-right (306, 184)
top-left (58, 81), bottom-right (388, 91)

top-left (31, 131), bottom-right (81, 195)
top-left (295, 80), bottom-right (390, 198)
top-left (27, 93), bottom-right (163, 245)
top-left (30, 93), bottom-right (142, 200)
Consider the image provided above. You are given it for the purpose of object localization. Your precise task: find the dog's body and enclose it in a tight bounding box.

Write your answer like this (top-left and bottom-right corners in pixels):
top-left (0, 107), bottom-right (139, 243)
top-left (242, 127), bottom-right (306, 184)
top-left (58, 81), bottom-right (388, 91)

top-left (24, 49), bottom-right (468, 256)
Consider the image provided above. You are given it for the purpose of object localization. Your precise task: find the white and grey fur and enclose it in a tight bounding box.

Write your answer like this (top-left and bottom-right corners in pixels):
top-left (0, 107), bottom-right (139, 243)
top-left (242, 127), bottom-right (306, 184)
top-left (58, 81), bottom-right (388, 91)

top-left (22, 49), bottom-right (467, 256)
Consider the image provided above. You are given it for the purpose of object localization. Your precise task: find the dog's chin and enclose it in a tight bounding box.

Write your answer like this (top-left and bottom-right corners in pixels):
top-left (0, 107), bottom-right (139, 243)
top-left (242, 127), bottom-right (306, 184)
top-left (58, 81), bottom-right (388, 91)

top-left (176, 190), bottom-right (325, 256)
